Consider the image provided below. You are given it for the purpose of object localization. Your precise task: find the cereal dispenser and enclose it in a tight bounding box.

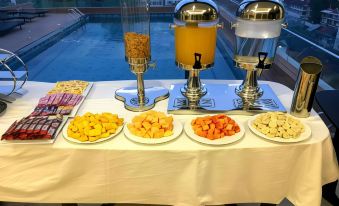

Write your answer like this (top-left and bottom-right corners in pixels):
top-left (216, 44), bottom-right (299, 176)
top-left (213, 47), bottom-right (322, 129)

top-left (167, 0), bottom-right (226, 114)
top-left (231, 0), bottom-right (287, 112)
top-left (115, 0), bottom-right (169, 112)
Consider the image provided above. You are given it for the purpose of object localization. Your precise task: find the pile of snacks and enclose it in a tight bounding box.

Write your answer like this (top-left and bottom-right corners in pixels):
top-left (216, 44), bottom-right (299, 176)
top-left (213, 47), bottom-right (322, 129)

top-left (31, 80), bottom-right (89, 116)
top-left (1, 80), bottom-right (91, 143)
top-left (191, 114), bottom-right (241, 140)
top-left (127, 110), bottom-right (173, 138)
top-left (1, 116), bottom-right (63, 140)
top-left (124, 32), bottom-right (150, 59)
top-left (31, 93), bottom-right (83, 116)
top-left (251, 112), bottom-right (305, 138)
top-left (48, 80), bottom-right (89, 95)
top-left (67, 112), bottom-right (124, 142)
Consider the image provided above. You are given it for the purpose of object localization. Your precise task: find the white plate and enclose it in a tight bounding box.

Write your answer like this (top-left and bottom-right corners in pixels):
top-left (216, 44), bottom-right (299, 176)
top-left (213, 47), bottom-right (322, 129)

top-left (248, 114), bottom-right (312, 143)
top-left (124, 120), bottom-right (183, 144)
top-left (184, 117), bottom-right (245, 145)
top-left (62, 120), bottom-right (124, 144)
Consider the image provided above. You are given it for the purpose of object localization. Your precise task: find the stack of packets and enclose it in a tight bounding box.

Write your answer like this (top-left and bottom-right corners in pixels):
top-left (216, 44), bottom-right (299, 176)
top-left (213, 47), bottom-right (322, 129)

top-left (1, 115), bottom-right (63, 140)
top-left (31, 80), bottom-right (89, 116)
top-left (1, 80), bottom-right (89, 141)
top-left (31, 93), bottom-right (83, 116)
top-left (48, 80), bottom-right (89, 95)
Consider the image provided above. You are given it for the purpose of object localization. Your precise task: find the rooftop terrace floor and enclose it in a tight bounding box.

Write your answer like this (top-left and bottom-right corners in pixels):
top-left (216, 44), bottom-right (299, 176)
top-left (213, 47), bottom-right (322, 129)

top-left (0, 13), bottom-right (76, 52)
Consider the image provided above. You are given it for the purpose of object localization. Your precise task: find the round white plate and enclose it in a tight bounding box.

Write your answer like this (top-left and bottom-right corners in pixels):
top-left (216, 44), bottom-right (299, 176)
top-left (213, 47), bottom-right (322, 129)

top-left (184, 117), bottom-right (245, 145)
top-left (124, 120), bottom-right (183, 144)
top-left (62, 121), bottom-right (124, 144)
top-left (248, 114), bottom-right (312, 143)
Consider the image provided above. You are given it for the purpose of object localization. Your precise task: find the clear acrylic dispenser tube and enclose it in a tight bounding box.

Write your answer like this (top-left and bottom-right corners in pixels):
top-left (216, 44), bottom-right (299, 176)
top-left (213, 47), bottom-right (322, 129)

top-left (115, 0), bottom-right (168, 112)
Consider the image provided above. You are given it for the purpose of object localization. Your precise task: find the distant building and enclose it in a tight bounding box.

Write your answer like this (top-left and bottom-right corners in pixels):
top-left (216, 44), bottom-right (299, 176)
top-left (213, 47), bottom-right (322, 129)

top-left (150, 0), bottom-right (164, 6)
top-left (165, 0), bottom-right (181, 6)
top-left (334, 28), bottom-right (339, 51)
top-left (150, 0), bottom-right (181, 6)
top-left (284, 0), bottom-right (311, 20)
top-left (321, 9), bottom-right (339, 28)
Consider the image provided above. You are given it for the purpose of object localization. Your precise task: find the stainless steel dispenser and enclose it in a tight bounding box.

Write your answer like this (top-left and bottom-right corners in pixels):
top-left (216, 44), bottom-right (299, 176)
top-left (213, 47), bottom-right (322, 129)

top-left (291, 57), bottom-right (322, 118)
top-left (167, 0), bottom-right (226, 114)
top-left (231, 0), bottom-right (287, 113)
top-left (115, 0), bottom-right (169, 112)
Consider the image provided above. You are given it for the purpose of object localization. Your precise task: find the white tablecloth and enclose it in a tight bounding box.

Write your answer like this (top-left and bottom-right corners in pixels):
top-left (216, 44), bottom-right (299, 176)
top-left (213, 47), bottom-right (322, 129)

top-left (0, 80), bottom-right (338, 206)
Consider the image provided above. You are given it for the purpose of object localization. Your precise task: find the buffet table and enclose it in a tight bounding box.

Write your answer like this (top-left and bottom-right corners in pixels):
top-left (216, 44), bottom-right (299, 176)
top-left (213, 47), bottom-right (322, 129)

top-left (0, 80), bottom-right (338, 206)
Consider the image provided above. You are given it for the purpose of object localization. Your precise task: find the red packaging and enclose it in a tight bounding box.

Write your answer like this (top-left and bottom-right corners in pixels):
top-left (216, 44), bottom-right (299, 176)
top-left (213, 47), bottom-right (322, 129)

top-left (27, 117), bottom-right (46, 134)
top-left (39, 120), bottom-right (52, 136)
top-left (13, 118), bottom-right (29, 133)
top-left (45, 120), bottom-right (62, 139)
top-left (33, 119), bottom-right (47, 134)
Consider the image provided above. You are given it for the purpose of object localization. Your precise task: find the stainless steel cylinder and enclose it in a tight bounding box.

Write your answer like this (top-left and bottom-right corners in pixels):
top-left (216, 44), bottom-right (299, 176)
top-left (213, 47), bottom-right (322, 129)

top-left (181, 70), bottom-right (207, 106)
top-left (136, 73), bottom-right (145, 105)
top-left (290, 57), bottom-right (323, 118)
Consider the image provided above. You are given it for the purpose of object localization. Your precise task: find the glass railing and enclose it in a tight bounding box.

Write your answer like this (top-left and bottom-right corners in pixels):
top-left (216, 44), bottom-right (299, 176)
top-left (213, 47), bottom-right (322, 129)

top-left (0, 0), bottom-right (179, 8)
top-left (0, 0), bottom-right (119, 8)
top-left (33, 0), bottom-right (120, 8)
top-left (1, 0), bottom-right (338, 87)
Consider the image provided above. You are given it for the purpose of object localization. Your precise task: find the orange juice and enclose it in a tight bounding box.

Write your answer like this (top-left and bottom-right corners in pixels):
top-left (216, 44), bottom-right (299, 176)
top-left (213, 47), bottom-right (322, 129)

top-left (175, 26), bottom-right (217, 66)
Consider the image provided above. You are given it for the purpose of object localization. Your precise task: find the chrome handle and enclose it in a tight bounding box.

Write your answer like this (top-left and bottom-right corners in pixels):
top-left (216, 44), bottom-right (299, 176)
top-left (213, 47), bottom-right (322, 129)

top-left (148, 61), bottom-right (156, 69)
top-left (217, 22), bottom-right (224, 29)
top-left (169, 24), bottom-right (176, 29)
top-left (281, 22), bottom-right (288, 29)
top-left (230, 22), bottom-right (238, 29)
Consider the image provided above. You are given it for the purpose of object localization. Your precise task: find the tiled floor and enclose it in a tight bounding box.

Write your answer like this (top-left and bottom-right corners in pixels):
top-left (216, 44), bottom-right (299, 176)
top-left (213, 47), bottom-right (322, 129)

top-left (0, 12), bottom-right (76, 52)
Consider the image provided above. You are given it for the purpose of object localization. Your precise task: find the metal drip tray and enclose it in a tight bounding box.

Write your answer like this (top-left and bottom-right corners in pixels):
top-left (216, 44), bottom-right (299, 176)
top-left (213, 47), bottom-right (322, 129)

top-left (233, 98), bottom-right (279, 110)
top-left (167, 83), bottom-right (286, 115)
top-left (174, 98), bottom-right (215, 108)
top-left (168, 83), bottom-right (228, 114)
top-left (116, 87), bottom-right (169, 112)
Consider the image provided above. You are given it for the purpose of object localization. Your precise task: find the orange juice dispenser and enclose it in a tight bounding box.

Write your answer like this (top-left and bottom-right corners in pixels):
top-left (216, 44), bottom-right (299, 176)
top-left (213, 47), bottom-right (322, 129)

top-left (168, 0), bottom-right (224, 114)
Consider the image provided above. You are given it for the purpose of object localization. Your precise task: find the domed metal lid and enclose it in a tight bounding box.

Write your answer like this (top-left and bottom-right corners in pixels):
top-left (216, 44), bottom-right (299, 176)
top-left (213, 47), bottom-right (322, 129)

top-left (236, 0), bottom-right (285, 21)
top-left (174, 0), bottom-right (219, 23)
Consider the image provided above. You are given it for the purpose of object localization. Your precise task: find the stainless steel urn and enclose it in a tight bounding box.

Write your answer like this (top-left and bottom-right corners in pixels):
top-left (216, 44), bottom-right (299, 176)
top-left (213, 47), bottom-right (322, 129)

top-left (290, 57), bottom-right (323, 118)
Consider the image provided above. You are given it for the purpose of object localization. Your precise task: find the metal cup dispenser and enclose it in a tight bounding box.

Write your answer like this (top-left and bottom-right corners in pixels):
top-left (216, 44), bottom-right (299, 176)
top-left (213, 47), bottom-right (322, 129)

top-left (115, 0), bottom-right (169, 112)
top-left (290, 57), bottom-right (322, 118)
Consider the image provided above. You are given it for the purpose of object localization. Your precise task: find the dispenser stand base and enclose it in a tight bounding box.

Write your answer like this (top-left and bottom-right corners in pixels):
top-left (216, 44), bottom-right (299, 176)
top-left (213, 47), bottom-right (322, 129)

top-left (115, 87), bottom-right (169, 112)
top-left (167, 83), bottom-right (286, 115)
